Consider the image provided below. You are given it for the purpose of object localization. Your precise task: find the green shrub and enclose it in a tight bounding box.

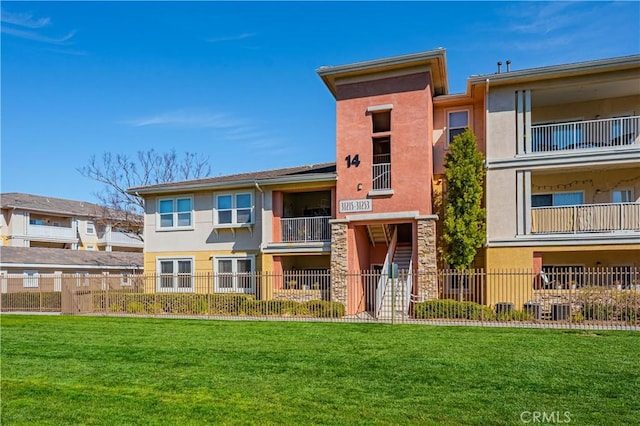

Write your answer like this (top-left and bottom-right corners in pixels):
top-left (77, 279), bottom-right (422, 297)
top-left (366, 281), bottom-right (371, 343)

top-left (496, 309), bottom-right (532, 322)
top-left (126, 302), bottom-right (145, 313)
top-left (298, 300), bottom-right (345, 318)
top-left (1, 292), bottom-right (61, 311)
top-left (414, 300), bottom-right (494, 320)
top-left (582, 302), bottom-right (614, 321)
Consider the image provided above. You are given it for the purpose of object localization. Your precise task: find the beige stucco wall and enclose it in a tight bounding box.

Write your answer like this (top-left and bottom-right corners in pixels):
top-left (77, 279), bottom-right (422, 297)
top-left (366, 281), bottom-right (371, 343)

top-left (486, 169), bottom-right (518, 241)
top-left (143, 189), bottom-right (263, 253)
top-left (532, 95), bottom-right (640, 124)
top-left (486, 86), bottom-right (518, 160)
top-left (532, 167), bottom-right (640, 203)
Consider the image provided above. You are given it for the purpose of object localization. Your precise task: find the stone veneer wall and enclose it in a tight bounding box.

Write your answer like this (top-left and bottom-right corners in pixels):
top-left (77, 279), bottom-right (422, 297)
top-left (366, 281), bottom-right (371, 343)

top-left (416, 217), bottom-right (438, 301)
top-left (329, 221), bottom-right (348, 306)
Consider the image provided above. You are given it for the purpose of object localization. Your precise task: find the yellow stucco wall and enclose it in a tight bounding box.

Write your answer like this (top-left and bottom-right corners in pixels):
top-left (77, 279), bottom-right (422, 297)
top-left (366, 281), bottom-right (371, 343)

top-left (484, 245), bottom-right (640, 309)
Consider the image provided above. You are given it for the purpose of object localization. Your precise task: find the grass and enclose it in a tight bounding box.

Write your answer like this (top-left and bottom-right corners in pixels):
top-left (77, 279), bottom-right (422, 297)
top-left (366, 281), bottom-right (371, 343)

top-left (1, 315), bottom-right (639, 425)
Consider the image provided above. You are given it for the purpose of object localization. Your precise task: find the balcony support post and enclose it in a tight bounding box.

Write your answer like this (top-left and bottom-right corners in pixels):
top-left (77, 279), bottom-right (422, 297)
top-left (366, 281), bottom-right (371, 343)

top-left (524, 90), bottom-right (532, 154)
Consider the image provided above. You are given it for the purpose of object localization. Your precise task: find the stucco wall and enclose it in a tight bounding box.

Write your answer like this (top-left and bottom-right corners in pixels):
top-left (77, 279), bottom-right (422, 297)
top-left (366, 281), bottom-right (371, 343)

top-left (334, 72), bottom-right (434, 218)
top-left (143, 189), bottom-right (263, 253)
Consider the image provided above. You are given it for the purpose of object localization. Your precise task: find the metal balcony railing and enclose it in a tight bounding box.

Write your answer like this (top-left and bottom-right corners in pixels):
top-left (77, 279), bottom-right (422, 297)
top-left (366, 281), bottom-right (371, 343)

top-left (530, 116), bottom-right (640, 153)
top-left (531, 203), bottom-right (640, 234)
top-left (281, 216), bottom-right (331, 242)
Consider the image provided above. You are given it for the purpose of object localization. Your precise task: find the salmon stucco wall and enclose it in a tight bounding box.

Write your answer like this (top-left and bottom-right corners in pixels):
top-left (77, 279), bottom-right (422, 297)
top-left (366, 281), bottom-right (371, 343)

top-left (335, 72), bottom-right (434, 218)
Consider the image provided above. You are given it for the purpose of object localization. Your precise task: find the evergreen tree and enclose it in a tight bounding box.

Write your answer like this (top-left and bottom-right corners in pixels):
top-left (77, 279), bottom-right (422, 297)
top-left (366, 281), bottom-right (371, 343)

top-left (443, 128), bottom-right (486, 269)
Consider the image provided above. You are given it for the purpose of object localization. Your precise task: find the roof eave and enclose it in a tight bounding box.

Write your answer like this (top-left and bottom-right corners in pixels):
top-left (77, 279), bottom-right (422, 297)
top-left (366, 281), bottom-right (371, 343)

top-left (317, 48), bottom-right (449, 98)
top-left (128, 172), bottom-right (337, 196)
top-left (468, 54), bottom-right (640, 86)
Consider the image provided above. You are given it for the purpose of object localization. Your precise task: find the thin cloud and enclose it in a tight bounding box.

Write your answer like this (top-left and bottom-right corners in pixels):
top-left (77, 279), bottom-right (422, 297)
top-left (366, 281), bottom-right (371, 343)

top-left (124, 111), bottom-right (243, 129)
top-left (206, 32), bottom-right (256, 43)
top-left (0, 10), bottom-right (50, 28)
top-left (1, 26), bottom-right (76, 45)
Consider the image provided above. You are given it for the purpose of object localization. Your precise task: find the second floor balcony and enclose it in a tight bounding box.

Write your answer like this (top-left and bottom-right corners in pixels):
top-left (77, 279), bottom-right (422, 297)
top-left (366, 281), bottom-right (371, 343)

top-left (531, 203), bottom-right (640, 234)
top-left (98, 230), bottom-right (144, 248)
top-left (281, 216), bottom-right (331, 242)
top-left (26, 223), bottom-right (77, 241)
top-left (530, 116), bottom-right (640, 154)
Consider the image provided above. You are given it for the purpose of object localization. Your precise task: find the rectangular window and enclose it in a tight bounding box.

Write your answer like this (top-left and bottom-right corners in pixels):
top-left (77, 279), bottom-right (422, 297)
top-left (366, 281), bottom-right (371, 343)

top-left (157, 258), bottom-right (193, 292)
top-left (158, 197), bottom-right (193, 230)
top-left (372, 110), bottom-right (391, 133)
top-left (23, 270), bottom-right (39, 288)
top-left (532, 192), bottom-right (583, 207)
top-left (612, 190), bottom-right (633, 203)
top-left (214, 257), bottom-right (255, 293)
top-left (215, 193), bottom-right (254, 226)
top-left (372, 137), bottom-right (391, 190)
top-left (448, 111), bottom-right (469, 144)
top-left (86, 245), bottom-right (97, 251)
top-left (86, 221), bottom-right (95, 234)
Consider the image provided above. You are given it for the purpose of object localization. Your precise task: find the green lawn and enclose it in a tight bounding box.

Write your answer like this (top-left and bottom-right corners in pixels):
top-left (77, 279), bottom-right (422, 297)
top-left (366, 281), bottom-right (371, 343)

top-left (1, 316), bottom-right (638, 425)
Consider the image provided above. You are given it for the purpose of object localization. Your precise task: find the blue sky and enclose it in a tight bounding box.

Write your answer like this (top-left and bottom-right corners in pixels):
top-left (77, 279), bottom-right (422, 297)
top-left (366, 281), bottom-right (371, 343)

top-left (2, 1), bottom-right (639, 203)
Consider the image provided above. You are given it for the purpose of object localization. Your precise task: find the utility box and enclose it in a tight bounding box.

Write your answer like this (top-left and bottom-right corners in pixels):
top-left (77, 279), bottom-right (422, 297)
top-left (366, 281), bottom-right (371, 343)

top-left (388, 263), bottom-right (398, 279)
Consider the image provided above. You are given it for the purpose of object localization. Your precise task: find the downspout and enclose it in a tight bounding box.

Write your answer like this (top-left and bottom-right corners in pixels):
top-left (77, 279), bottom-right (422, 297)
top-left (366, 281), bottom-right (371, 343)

top-left (484, 78), bottom-right (490, 267)
top-left (254, 181), bottom-right (264, 251)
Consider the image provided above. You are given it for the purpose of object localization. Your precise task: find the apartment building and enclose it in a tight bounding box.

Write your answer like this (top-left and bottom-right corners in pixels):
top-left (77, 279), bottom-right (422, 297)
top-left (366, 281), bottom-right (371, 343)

top-left (129, 164), bottom-right (336, 295)
top-left (1, 193), bottom-right (143, 253)
top-left (131, 49), bottom-right (639, 314)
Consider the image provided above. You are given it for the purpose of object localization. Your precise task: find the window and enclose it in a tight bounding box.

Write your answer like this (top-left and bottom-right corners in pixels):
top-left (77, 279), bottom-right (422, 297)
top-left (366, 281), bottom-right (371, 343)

top-left (76, 271), bottom-right (90, 287)
top-left (86, 221), bottom-right (95, 234)
top-left (532, 192), bottom-right (583, 207)
top-left (215, 193), bottom-right (254, 226)
top-left (121, 273), bottom-right (131, 287)
top-left (372, 137), bottom-right (391, 190)
top-left (23, 270), bottom-right (39, 288)
top-left (612, 190), bottom-right (633, 203)
top-left (86, 244), bottom-right (96, 251)
top-left (372, 111), bottom-right (391, 133)
top-left (158, 196), bottom-right (193, 230)
top-left (448, 111), bottom-right (469, 144)
top-left (157, 258), bottom-right (193, 292)
top-left (214, 256), bottom-right (255, 293)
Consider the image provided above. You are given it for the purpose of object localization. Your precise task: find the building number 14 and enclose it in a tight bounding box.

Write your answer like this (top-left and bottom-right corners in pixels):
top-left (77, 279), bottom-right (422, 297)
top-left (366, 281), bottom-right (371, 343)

top-left (345, 154), bottom-right (360, 168)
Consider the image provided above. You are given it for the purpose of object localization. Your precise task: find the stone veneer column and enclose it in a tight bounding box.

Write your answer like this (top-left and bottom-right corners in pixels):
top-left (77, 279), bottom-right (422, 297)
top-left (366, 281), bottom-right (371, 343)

top-left (416, 216), bottom-right (438, 301)
top-left (329, 220), bottom-right (348, 306)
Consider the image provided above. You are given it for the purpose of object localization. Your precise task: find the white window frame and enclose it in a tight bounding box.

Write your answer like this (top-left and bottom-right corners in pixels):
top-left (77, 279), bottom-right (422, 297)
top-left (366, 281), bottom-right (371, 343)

top-left (156, 257), bottom-right (194, 293)
top-left (121, 272), bottom-right (132, 287)
top-left (76, 271), bottom-right (90, 287)
top-left (446, 109), bottom-right (470, 147)
top-left (213, 192), bottom-right (255, 227)
top-left (23, 270), bottom-right (39, 288)
top-left (213, 255), bottom-right (255, 293)
top-left (85, 244), bottom-right (97, 251)
top-left (612, 189), bottom-right (634, 203)
top-left (157, 196), bottom-right (194, 231)
top-left (86, 221), bottom-right (95, 235)
top-left (531, 190), bottom-right (585, 207)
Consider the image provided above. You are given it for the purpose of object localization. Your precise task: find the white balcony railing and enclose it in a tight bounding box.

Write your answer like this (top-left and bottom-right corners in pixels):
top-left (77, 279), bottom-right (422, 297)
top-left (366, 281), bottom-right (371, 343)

top-left (99, 230), bottom-right (143, 247)
top-left (281, 216), bottom-right (331, 243)
top-left (531, 203), bottom-right (640, 234)
top-left (26, 224), bottom-right (77, 240)
top-left (530, 116), bottom-right (640, 153)
top-left (372, 163), bottom-right (391, 190)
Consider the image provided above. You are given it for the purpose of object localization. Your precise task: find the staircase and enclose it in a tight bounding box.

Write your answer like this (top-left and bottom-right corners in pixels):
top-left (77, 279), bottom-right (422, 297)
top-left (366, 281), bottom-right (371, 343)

top-left (377, 243), bottom-right (413, 320)
top-left (367, 224), bottom-right (391, 246)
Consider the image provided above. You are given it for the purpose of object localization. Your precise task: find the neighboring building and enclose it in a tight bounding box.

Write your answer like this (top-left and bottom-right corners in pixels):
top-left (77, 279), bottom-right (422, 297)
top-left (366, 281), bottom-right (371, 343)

top-left (0, 246), bottom-right (143, 275)
top-left (1, 193), bottom-right (143, 252)
top-left (130, 49), bottom-right (640, 315)
top-left (0, 246), bottom-right (143, 294)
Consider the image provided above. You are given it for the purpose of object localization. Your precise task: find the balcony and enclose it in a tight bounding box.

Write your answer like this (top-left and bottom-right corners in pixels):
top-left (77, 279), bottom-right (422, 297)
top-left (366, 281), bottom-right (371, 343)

top-left (281, 216), bottom-right (331, 242)
top-left (531, 203), bottom-right (640, 234)
top-left (99, 230), bottom-right (143, 248)
top-left (26, 224), bottom-right (77, 241)
top-left (372, 153), bottom-right (391, 190)
top-left (530, 116), bottom-right (640, 153)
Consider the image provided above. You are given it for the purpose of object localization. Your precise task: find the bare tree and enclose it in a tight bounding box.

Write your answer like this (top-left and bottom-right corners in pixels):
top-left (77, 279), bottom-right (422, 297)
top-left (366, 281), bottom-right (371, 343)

top-left (78, 150), bottom-right (211, 229)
